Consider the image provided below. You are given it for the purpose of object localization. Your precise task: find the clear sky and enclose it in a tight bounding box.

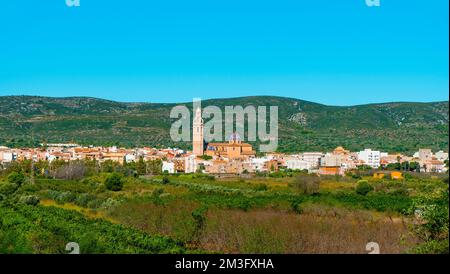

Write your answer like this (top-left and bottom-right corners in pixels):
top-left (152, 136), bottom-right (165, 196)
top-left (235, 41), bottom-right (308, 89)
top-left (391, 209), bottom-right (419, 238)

top-left (0, 0), bottom-right (448, 105)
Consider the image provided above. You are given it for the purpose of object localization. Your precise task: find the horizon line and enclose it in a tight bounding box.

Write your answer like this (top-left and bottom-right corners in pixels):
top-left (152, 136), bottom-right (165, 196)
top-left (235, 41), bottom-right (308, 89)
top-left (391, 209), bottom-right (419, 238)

top-left (0, 94), bottom-right (449, 108)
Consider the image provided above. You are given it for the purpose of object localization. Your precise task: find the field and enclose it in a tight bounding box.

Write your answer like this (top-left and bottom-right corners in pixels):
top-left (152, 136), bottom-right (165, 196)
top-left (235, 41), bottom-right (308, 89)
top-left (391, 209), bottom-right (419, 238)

top-left (0, 161), bottom-right (448, 254)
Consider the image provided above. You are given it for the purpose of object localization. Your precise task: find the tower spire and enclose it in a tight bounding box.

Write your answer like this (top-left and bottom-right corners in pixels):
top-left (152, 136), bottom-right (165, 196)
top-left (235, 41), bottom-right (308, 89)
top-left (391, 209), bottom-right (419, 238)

top-left (193, 107), bottom-right (204, 156)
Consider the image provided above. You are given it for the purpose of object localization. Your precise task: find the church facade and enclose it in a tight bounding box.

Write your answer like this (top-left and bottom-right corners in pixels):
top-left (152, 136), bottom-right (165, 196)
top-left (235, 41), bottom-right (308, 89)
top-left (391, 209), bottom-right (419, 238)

top-left (192, 108), bottom-right (255, 159)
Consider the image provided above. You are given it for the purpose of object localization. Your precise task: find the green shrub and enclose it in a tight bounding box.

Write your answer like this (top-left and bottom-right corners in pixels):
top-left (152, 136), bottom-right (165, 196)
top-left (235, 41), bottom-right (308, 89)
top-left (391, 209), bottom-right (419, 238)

top-left (162, 176), bottom-right (170, 184)
top-left (191, 206), bottom-right (208, 242)
top-left (290, 199), bottom-right (303, 214)
top-left (104, 173), bottom-right (123, 191)
top-left (0, 182), bottom-right (19, 196)
top-left (254, 183), bottom-right (268, 191)
top-left (18, 195), bottom-right (40, 206)
top-left (7, 172), bottom-right (25, 186)
top-left (355, 180), bottom-right (373, 196)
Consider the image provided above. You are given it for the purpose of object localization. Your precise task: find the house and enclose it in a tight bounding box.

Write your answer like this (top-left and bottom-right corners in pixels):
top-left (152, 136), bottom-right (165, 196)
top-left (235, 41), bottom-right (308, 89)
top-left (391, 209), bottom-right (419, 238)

top-left (435, 151), bottom-right (449, 162)
top-left (357, 149), bottom-right (382, 169)
top-left (162, 161), bottom-right (175, 174)
top-left (285, 158), bottom-right (311, 171)
top-left (418, 149), bottom-right (433, 162)
top-left (299, 152), bottom-right (323, 169)
top-left (424, 160), bottom-right (445, 173)
top-left (318, 166), bottom-right (342, 176)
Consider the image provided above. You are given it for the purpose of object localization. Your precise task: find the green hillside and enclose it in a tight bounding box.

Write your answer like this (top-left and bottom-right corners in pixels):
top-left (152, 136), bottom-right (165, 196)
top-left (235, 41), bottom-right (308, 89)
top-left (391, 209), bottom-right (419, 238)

top-left (0, 95), bottom-right (448, 154)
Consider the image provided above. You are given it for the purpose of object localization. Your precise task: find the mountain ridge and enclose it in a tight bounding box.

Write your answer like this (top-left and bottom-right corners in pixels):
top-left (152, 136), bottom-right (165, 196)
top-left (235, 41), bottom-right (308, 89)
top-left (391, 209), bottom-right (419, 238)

top-left (0, 95), bottom-right (448, 154)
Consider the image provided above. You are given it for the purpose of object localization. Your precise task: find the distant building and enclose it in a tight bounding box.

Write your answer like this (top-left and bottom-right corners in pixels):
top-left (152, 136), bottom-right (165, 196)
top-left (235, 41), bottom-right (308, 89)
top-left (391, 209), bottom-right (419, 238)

top-left (285, 158), bottom-right (311, 171)
top-left (435, 151), bottom-right (449, 162)
top-left (424, 160), bottom-right (446, 173)
top-left (299, 152), bottom-right (323, 169)
top-left (357, 149), bottom-right (381, 169)
top-left (418, 149), bottom-right (433, 162)
top-left (205, 133), bottom-right (255, 159)
top-left (192, 107), bottom-right (204, 156)
top-left (162, 161), bottom-right (175, 174)
top-left (321, 153), bottom-right (342, 167)
top-left (319, 166), bottom-right (342, 176)
top-left (184, 155), bottom-right (198, 173)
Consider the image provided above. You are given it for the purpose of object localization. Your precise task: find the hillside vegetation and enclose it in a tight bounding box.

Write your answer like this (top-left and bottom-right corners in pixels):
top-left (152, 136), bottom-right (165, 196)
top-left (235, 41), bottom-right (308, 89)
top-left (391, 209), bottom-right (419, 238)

top-left (0, 96), bottom-right (448, 153)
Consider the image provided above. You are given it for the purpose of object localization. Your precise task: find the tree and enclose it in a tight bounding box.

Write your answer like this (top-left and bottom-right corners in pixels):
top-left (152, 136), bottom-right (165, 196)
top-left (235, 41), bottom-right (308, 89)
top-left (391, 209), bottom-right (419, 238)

top-left (200, 155), bottom-right (212, 160)
top-left (355, 180), bottom-right (373, 196)
top-left (7, 171), bottom-right (25, 186)
top-left (54, 162), bottom-right (86, 180)
top-left (136, 157), bottom-right (146, 175)
top-left (104, 173), bottom-right (123, 191)
top-left (290, 174), bottom-right (320, 195)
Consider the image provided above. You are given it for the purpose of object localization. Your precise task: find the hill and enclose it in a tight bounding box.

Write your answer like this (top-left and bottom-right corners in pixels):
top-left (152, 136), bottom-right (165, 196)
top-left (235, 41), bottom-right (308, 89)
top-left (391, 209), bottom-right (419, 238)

top-left (0, 95), bottom-right (448, 153)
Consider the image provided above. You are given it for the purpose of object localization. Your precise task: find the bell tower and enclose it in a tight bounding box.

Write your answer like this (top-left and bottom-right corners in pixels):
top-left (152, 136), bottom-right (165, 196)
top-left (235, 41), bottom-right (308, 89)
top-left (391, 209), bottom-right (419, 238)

top-left (193, 107), bottom-right (204, 155)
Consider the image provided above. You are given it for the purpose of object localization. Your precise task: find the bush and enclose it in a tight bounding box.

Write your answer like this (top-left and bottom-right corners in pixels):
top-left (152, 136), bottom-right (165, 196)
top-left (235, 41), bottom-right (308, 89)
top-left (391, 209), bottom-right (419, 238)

top-left (254, 183), bottom-right (268, 191)
top-left (104, 173), bottom-right (124, 191)
top-left (7, 172), bottom-right (25, 186)
top-left (18, 195), bottom-right (40, 206)
top-left (162, 176), bottom-right (170, 184)
top-left (291, 199), bottom-right (303, 214)
top-left (0, 182), bottom-right (19, 196)
top-left (355, 180), bottom-right (374, 196)
top-left (75, 193), bottom-right (96, 207)
top-left (290, 174), bottom-right (321, 195)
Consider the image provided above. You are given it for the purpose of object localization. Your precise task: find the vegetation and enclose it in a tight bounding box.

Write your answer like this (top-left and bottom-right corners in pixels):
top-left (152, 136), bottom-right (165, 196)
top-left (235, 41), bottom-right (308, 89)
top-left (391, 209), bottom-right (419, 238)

top-left (104, 173), bottom-right (124, 191)
top-left (355, 180), bottom-right (374, 196)
top-left (0, 96), bottom-right (448, 153)
top-left (1, 159), bottom-right (448, 254)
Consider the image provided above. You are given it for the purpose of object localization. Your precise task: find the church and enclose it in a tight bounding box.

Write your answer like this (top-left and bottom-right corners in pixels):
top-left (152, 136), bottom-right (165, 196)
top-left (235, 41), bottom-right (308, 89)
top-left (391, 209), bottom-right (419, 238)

top-left (192, 107), bottom-right (255, 159)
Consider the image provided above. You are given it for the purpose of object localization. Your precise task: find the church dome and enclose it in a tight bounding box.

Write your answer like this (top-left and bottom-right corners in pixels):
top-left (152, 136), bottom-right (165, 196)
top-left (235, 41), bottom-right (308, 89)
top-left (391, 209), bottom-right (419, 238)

top-left (228, 132), bottom-right (241, 142)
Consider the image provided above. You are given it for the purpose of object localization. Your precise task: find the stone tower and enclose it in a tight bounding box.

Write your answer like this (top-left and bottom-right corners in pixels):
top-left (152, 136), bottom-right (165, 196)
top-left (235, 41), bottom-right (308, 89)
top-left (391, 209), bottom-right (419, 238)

top-left (192, 107), bottom-right (204, 156)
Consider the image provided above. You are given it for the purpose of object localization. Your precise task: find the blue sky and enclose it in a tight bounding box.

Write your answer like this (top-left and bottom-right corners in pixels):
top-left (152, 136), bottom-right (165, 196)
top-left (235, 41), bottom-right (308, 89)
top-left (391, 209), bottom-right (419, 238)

top-left (0, 0), bottom-right (448, 105)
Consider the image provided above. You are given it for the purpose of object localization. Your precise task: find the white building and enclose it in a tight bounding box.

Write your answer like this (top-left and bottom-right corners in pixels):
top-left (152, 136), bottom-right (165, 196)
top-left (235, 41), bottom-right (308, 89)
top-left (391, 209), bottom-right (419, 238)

top-left (286, 158), bottom-right (311, 171)
top-left (321, 153), bottom-right (342, 167)
top-left (0, 151), bottom-right (13, 163)
top-left (300, 152), bottom-right (323, 169)
top-left (435, 151), bottom-right (449, 162)
top-left (184, 155), bottom-right (198, 173)
top-left (162, 161), bottom-right (175, 174)
top-left (357, 149), bottom-right (381, 169)
top-left (250, 157), bottom-right (271, 172)
top-left (418, 149), bottom-right (433, 162)
top-left (125, 154), bottom-right (136, 163)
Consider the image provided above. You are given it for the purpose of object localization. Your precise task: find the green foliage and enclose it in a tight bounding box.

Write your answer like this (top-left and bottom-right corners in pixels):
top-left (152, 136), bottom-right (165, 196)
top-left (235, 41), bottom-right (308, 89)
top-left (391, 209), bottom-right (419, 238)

top-left (200, 155), bottom-right (212, 160)
top-left (191, 206), bottom-right (208, 242)
top-left (1, 96), bottom-right (448, 153)
top-left (7, 172), bottom-right (25, 186)
top-left (0, 182), bottom-right (19, 196)
top-left (409, 189), bottom-right (449, 254)
top-left (162, 176), bottom-right (170, 184)
top-left (253, 183), bottom-right (268, 191)
top-left (0, 204), bottom-right (186, 254)
top-left (104, 173), bottom-right (123, 191)
top-left (355, 180), bottom-right (373, 196)
top-left (410, 239), bottom-right (449, 254)
top-left (290, 199), bottom-right (303, 214)
top-left (18, 195), bottom-right (40, 206)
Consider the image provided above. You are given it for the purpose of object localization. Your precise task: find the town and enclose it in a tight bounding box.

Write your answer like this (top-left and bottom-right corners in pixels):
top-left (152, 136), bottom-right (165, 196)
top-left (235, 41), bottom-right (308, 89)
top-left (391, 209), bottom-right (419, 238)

top-left (1, 131), bottom-right (448, 177)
